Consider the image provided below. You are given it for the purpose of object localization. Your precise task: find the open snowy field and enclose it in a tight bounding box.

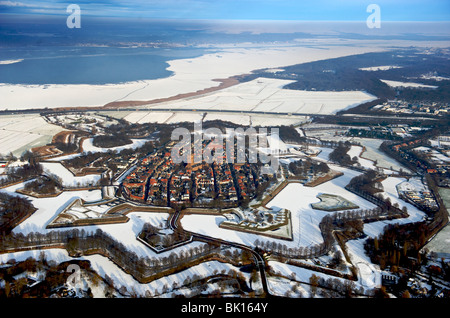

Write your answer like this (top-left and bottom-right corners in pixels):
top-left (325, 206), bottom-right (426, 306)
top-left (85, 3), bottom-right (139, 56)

top-left (121, 109), bottom-right (307, 126)
top-left (0, 44), bottom-right (386, 110)
top-left (380, 79), bottom-right (438, 89)
top-left (3, 37), bottom-right (448, 111)
top-left (0, 114), bottom-right (65, 157)
top-left (361, 176), bottom-right (427, 239)
top-left (40, 162), bottom-right (102, 187)
top-left (351, 137), bottom-right (412, 173)
top-left (182, 167), bottom-right (377, 249)
top-left (359, 65), bottom-right (402, 71)
top-left (0, 248), bottom-right (250, 297)
top-left (143, 77), bottom-right (377, 115)
top-left (46, 137), bottom-right (151, 162)
top-left (81, 138), bottom-right (150, 154)
top-left (123, 111), bottom-right (175, 124)
top-left (1, 181), bottom-right (206, 261)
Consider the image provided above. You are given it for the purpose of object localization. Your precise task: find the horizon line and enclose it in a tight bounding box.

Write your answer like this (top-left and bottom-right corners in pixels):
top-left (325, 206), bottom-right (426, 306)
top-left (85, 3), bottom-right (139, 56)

top-left (1, 13), bottom-right (450, 24)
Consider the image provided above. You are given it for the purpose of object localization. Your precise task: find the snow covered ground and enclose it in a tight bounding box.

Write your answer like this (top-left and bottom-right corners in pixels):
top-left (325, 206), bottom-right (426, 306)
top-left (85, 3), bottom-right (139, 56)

top-left (0, 114), bottom-right (65, 157)
top-left (0, 176), bottom-right (257, 296)
top-left (143, 77), bottom-right (377, 116)
top-left (47, 137), bottom-right (150, 162)
top-left (0, 181), bottom-right (208, 261)
top-left (380, 79), bottom-right (438, 89)
top-left (423, 188), bottom-right (450, 259)
top-left (0, 248), bottom-right (251, 297)
top-left (361, 176), bottom-right (427, 239)
top-left (182, 168), bottom-right (377, 249)
top-left (40, 162), bottom-right (102, 187)
top-left (122, 110), bottom-right (307, 126)
top-left (81, 138), bottom-right (150, 154)
top-left (0, 44), bottom-right (386, 110)
top-left (347, 145), bottom-right (377, 170)
top-left (359, 65), bottom-right (402, 71)
top-left (123, 111), bottom-right (174, 124)
top-left (351, 137), bottom-right (412, 173)
top-left (0, 144), bottom-right (433, 297)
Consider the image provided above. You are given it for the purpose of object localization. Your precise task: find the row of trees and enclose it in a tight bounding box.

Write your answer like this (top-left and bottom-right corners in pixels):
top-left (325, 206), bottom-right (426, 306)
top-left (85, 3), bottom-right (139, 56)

top-left (92, 134), bottom-right (132, 148)
top-left (0, 192), bottom-right (35, 235)
top-left (23, 175), bottom-right (61, 195)
top-left (288, 157), bottom-right (330, 178)
top-left (347, 169), bottom-right (383, 195)
top-left (0, 228), bottom-right (223, 283)
top-left (139, 222), bottom-right (191, 250)
top-left (364, 222), bottom-right (431, 271)
top-left (308, 274), bottom-right (368, 298)
top-left (0, 257), bottom-right (96, 298)
top-left (0, 161), bottom-right (43, 187)
top-left (328, 141), bottom-right (356, 166)
top-left (254, 202), bottom-right (401, 261)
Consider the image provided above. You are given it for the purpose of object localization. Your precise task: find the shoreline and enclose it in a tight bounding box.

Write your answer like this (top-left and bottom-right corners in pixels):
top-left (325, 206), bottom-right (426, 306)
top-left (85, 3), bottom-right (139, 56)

top-left (102, 76), bottom-right (243, 109)
top-left (2, 38), bottom-right (447, 111)
top-left (0, 44), bottom-right (390, 110)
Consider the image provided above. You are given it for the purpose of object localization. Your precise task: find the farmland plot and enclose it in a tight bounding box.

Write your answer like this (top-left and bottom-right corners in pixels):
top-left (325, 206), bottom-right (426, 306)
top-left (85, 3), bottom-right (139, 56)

top-left (0, 115), bottom-right (65, 156)
top-left (145, 77), bottom-right (377, 116)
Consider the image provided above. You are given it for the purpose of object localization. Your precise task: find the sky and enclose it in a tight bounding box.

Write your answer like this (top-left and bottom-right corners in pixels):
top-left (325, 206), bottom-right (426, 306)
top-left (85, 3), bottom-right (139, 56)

top-left (0, 0), bottom-right (449, 21)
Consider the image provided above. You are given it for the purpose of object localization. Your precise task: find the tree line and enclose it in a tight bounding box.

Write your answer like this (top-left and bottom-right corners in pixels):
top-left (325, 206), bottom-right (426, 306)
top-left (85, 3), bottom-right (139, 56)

top-left (0, 228), bottom-right (231, 284)
top-left (92, 134), bottom-right (132, 148)
top-left (0, 192), bottom-right (35, 235)
top-left (328, 141), bottom-right (356, 166)
top-left (0, 161), bottom-right (43, 187)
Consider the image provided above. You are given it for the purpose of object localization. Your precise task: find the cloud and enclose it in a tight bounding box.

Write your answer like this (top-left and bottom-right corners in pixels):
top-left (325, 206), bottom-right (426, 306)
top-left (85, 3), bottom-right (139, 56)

top-left (0, 1), bottom-right (35, 7)
top-left (0, 0), bottom-right (448, 21)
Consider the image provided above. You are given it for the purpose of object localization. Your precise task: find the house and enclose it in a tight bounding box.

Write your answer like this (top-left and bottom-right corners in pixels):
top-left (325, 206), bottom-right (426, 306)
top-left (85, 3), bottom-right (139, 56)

top-left (381, 271), bottom-right (399, 287)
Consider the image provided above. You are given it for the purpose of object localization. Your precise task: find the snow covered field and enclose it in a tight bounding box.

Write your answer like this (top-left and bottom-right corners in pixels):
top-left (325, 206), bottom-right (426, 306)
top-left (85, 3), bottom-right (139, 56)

top-left (47, 137), bottom-right (150, 162)
top-left (123, 111), bottom-right (174, 124)
top-left (0, 59), bottom-right (23, 65)
top-left (41, 162), bottom-right (102, 187)
top-left (302, 126), bottom-right (412, 173)
top-left (351, 137), bottom-right (412, 173)
top-left (81, 138), bottom-right (150, 154)
top-left (182, 168), bottom-right (377, 249)
top-left (0, 145), bottom-right (434, 297)
top-left (380, 79), bottom-right (438, 89)
top-left (0, 178), bottom-right (255, 297)
top-left (122, 110), bottom-right (307, 126)
top-left (348, 145), bottom-right (377, 170)
top-left (0, 44), bottom-right (386, 110)
top-left (1, 181), bottom-right (206, 261)
top-left (143, 77), bottom-right (377, 116)
top-left (359, 65), bottom-right (402, 71)
top-left (0, 114), bottom-right (65, 157)
top-left (0, 248), bottom-right (249, 297)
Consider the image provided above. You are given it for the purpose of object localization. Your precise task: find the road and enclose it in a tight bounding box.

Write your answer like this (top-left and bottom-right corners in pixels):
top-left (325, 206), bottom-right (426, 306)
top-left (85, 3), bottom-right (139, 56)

top-left (169, 210), bottom-right (271, 296)
top-left (0, 106), bottom-right (442, 127)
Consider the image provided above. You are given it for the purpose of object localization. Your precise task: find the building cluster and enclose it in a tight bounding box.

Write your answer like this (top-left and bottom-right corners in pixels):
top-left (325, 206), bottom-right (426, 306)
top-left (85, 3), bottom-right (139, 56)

top-left (412, 146), bottom-right (450, 174)
top-left (397, 178), bottom-right (439, 213)
top-left (399, 189), bottom-right (439, 213)
top-left (121, 138), bottom-right (268, 207)
top-left (375, 100), bottom-right (450, 116)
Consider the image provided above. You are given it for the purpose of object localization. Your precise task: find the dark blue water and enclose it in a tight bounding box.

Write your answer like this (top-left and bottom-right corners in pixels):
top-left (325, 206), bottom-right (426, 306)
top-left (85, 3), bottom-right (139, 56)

top-left (0, 46), bottom-right (206, 85)
top-left (0, 15), bottom-right (212, 85)
top-left (0, 15), bottom-right (448, 85)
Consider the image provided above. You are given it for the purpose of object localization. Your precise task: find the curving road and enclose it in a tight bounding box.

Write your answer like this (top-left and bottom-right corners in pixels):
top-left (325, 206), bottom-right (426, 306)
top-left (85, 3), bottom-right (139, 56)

top-left (169, 210), bottom-right (271, 296)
